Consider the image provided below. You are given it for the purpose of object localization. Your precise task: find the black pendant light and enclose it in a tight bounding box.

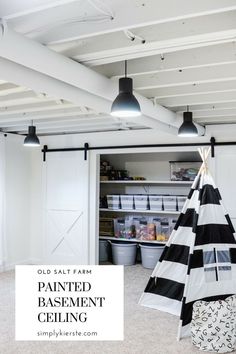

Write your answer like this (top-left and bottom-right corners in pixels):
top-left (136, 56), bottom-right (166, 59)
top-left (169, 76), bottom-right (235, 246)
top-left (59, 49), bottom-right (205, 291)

top-left (24, 121), bottom-right (40, 147)
top-left (111, 60), bottom-right (141, 117)
top-left (178, 106), bottom-right (198, 137)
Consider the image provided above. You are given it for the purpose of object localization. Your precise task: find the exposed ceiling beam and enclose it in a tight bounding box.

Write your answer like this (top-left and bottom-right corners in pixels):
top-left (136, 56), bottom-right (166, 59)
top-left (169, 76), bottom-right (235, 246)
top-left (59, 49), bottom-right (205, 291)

top-left (133, 62), bottom-right (236, 93)
top-left (96, 42), bottom-right (236, 78)
top-left (140, 80), bottom-right (236, 99)
top-left (0, 100), bottom-right (76, 115)
top-left (0, 27), bottom-right (197, 135)
top-left (6, 122), bottom-right (139, 134)
top-left (194, 116), bottom-right (236, 124)
top-left (0, 82), bottom-right (30, 95)
top-left (33, 0), bottom-right (236, 44)
top-left (0, 90), bottom-right (54, 107)
top-left (0, 117), bottom-right (118, 130)
top-left (0, 57), bottom-right (179, 136)
top-left (2, 117), bottom-right (123, 131)
top-left (33, 126), bottom-right (146, 135)
top-left (185, 108), bottom-right (236, 118)
top-left (0, 107), bottom-right (96, 122)
top-left (61, 10), bottom-right (236, 66)
top-left (158, 91), bottom-right (236, 107)
top-left (1, 0), bottom-right (80, 20)
top-left (173, 102), bottom-right (236, 112)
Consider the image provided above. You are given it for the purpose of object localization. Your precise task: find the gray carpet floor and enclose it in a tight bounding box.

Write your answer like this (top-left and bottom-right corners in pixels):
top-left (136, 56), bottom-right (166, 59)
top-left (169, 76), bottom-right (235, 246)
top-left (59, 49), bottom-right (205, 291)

top-left (0, 265), bottom-right (214, 354)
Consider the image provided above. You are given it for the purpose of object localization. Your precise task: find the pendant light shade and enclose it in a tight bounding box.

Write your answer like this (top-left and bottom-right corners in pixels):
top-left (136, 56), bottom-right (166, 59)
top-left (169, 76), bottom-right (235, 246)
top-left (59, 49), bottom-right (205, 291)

top-left (178, 109), bottom-right (198, 137)
top-left (24, 125), bottom-right (40, 147)
top-left (111, 61), bottom-right (141, 117)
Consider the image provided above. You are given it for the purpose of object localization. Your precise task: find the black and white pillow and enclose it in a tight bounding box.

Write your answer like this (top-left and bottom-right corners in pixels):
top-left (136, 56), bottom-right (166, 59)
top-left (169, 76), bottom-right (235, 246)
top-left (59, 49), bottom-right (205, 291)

top-left (191, 295), bottom-right (236, 353)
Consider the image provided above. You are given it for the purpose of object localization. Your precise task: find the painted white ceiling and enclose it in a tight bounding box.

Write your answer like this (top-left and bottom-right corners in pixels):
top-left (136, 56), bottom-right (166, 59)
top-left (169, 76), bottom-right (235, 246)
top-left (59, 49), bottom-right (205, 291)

top-left (0, 0), bottom-right (236, 135)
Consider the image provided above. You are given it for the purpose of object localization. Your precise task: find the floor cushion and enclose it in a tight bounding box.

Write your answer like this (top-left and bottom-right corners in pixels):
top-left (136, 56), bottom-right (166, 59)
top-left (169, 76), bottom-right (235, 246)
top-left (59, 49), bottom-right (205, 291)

top-left (191, 295), bottom-right (236, 352)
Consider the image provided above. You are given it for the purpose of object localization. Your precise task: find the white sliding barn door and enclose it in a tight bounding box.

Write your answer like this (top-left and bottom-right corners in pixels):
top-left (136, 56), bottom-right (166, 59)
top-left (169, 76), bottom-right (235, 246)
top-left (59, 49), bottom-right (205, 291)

top-left (213, 146), bottom-right (236, 229)
top-left (44, 151), bottom-right (89, 264)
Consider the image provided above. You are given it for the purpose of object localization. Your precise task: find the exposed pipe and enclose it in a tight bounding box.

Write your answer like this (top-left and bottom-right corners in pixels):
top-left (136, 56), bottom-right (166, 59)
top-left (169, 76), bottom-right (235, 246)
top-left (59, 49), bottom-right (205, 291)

top-left (0, 22), bottom-right (205, 135)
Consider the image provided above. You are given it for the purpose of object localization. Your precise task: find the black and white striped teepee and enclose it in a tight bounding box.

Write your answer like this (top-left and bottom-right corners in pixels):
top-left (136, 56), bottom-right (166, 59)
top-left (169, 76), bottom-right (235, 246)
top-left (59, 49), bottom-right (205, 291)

top-left (139, 148), bottom-right (236, 339)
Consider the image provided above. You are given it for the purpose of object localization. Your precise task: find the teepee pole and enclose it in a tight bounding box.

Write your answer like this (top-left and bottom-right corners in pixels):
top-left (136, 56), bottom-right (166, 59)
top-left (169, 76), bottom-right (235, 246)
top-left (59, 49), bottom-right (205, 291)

top-left (198, 147), bottom-right (211, 176)
top-left (178, 147), bottom-right (211, 340)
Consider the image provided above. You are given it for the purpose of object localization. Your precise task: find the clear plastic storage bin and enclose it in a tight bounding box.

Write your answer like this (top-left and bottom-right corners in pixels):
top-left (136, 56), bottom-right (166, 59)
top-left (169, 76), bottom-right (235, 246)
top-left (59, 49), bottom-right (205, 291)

top-left (162, 196), bottom-right (177, 211)
top-left (149, 195), bottom-right (163, 211)
top-left (107, 195), bottom-right (120, 210)
top-left (170, 161), bottom-right (201, 181)
top-left (177, 196), bottom-right (187, 211)
top-left (134, 195), bottom-right (149, 210)
top-left (120, 195), bottom-right (134, 210)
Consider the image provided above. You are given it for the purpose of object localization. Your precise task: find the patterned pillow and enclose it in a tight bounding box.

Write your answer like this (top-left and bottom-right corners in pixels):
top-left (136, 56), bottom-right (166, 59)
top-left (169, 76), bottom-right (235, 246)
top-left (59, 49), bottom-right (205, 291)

top-left (191, 295), bottom-right (236, 353)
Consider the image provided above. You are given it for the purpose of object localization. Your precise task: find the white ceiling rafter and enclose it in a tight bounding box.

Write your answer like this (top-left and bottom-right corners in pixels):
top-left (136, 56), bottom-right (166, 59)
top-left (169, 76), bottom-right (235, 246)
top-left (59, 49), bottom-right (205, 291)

top-left (3, 121), bottom-right (140, 134)
top-left (35, 126), bottom-right (143, 135)
top-left (97, 42), bottom-right (236, 78)
top-left (172, 102), bottom-right (236, 113)
top-left (1, 0), bottom-right (81, 20)
top-left (26, 0), bottom-right (236, 44)
top-left (0, 110), bottom-right (99, 124)
top-left (1, 116), bottom-right (120, 131)
top-left (0, 82), bottom-right (30, 96)
top-left (147, 81), bottom-right (236, 99)
top-left (183, 108), bottom-right (236, 118)
top-left (0, 91), bottom-right (55, 107)
top-left (0, 100), bottom-right (76, 115)
top-left (57, 10), bottom-right (236, 66)
top-left (70, 34), bottom-right (236, 67)
top-left (0, 30), bottom-right (186, 136)
top-left (133, 62), bottom-right (236, 93)
top-left (158, 91), bottom-right (236, 107)
top-left (1, 1), bottom-right (236, 134)
top-left (192, 116), bottom-right (236, 125)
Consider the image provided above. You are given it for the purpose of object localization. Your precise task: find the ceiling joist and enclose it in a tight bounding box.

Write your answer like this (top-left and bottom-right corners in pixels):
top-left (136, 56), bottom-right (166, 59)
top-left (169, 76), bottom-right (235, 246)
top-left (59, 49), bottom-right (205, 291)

top-left (28, 0), bottom-right (236, 44)
top-left (1, 1), bottom-right (236, 133)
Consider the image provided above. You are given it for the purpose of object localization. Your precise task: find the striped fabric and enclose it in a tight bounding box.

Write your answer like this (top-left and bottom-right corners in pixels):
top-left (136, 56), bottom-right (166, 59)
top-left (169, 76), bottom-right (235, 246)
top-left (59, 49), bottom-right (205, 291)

top-left (139, 168), bottom-right (236, 339)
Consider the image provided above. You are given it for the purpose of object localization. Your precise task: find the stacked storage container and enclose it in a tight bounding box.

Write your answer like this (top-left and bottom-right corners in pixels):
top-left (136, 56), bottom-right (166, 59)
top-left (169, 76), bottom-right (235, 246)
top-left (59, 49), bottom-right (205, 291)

top-left (120, 195), bottom-right (134, 210)
top-left (107, 195), bottom-right (120, 210)
top-left (162, 196), bottom-right (177, 211)
top-left (134, 195), bottom-right (149, 210)
top-left (149, 195), bottom-right (163, 211)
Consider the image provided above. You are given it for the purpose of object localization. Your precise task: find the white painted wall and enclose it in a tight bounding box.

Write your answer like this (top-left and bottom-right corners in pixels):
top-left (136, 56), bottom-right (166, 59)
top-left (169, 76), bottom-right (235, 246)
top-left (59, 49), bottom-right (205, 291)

top-left (3, 134), bottom-right (32, 269)
top-left (29, 147), bottom-right (43, 264)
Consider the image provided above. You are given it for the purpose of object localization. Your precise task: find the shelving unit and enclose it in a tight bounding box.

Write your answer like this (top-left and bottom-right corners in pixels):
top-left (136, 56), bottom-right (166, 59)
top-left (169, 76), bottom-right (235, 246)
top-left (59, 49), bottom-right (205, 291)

top-left (100, 208), bottom-right (180, 215)
top-left (98, 151), bottom-right (200, 260)
top-left (99, 235), bottom-right (166, 245)
top-left (100, 180), bottom-right (192, 185)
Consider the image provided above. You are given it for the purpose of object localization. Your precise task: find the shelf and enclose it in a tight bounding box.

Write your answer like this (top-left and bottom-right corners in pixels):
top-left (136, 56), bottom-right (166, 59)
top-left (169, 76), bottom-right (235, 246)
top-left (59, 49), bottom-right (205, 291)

top-left (99, 236), bottom-right (167, 245)
top-left (100, 208), bottom-right (180, 215)
top-left (100, 180), bottom-right (192, 185)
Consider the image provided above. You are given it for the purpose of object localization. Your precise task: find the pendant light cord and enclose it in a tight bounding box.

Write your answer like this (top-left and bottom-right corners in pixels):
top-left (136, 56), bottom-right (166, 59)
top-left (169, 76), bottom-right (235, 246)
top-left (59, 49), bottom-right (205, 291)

top-left (125, 60), bottom-right (127, 77)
